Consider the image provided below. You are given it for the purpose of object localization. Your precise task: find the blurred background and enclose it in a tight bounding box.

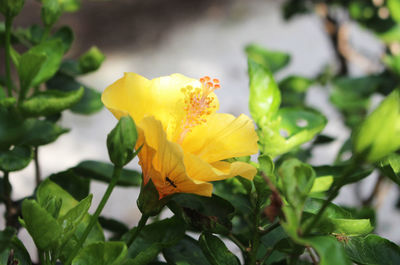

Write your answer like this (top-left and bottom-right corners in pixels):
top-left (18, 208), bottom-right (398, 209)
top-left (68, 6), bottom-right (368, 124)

top-left (5, 0), bottom-right (400, 259)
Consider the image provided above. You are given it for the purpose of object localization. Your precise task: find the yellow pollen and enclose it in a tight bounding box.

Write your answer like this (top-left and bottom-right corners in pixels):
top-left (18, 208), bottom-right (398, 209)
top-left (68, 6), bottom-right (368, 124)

top-left (177, 76), bottom-right (220, 143)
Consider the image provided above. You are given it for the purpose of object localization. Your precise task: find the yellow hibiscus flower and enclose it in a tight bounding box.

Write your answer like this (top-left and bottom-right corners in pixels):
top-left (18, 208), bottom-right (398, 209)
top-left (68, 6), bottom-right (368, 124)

top-left (102, 73), bottom-right (258, 198)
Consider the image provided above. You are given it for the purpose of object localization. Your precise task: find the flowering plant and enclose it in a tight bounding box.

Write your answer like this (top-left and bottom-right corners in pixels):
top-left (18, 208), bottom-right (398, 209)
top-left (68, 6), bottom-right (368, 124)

top-left (0, 0), bottom-right (400, 265)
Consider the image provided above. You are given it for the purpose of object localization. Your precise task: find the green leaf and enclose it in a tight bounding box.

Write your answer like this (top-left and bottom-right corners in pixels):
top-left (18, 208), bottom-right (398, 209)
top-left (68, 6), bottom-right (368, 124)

top-left (0, 97), bottom-right (16, 108)
top-left (198, 233), bottom-right (240, 265)
top-left (50, 169), bottom-right (90, 200)
top-left (310, 176), bottom-right (333, 194)
top-left (41, 0), bottom-right (62, 27)
top-left (301, 236), bottom-right (351, 265)
top-left (279, 75), bottom-right (313, 107)
top-left (137, 179), bottom-right (169, 216)
top-left (259, 108), bottom-right (327, 157)
top-left (379, 153), bottom-right (400, 185)
top-left (248, 59), bottom-right (281, 124)
top-left (107, 115), bottom-right (138, 167)
top-left (78, 46), bottom-right (105, 74)
top-left (343, 234), bottom-right (400, 265)
top-left (0, 236), bottom-right (32, 265)
top-left (170, 193), bottom-right (235, 235)
top-left (0, 146), bottom-right (32, 172)
top-left (21, 118), bottom-right (69, 146)
top-left (53, 26), bottom-right (74, 53)
top-left (17, 52), bottom-right (46, 99)
top-left (0, 227), bottom-right (15, 253)
top-left (29, 39), bottom-right (64, 86)
top-left (388, 0), bottom-right (400, 23)
top-left (74, 160), bottom-right (141, 186)
top-left (59, 0), bottom-right (81, 12)
top-left (353, 88), bottom-right (400, 162)
top-left (245, 44), bottom-right (290, 73)
top-left (21, 199), bottom-right (62, 250)
top-left (124, 216), bottom-right (185, 264)
top-left (0, 0), bottom-right (24, 17)
top-left (72, 241), bottom-right (127, 265)
top-left (163, 236), bottom-right (211, 265)
top-left (0, 106), bottom-right (29, 150)
top-left (98, 216), bottom-right (128, 238)
top-left (58, 194), bottom-right (92, 247)
top-left (46, 73), bottom-right (103, 114)
top-left (19, 86), bottom-right (84, 117)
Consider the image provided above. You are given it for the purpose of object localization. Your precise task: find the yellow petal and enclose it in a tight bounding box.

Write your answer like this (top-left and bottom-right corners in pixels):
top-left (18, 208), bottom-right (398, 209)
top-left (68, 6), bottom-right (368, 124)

top-left (182, 113), bottom-right (258, 163)
top-left (211, 160), bottom-right (257, 180)
top-left (102, 73), bottom-right (219, 141)
top-left (137, 116), bottom-right (212, 198)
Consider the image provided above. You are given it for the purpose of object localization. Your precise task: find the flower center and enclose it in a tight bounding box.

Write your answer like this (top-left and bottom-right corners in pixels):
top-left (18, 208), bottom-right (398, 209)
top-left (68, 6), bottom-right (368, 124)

top-left (177, 76), bottom-right (220, 143)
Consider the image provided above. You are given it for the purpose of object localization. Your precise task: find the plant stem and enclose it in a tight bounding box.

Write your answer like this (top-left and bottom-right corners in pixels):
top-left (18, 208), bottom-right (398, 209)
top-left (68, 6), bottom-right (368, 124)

top-left (65, 166), bottom-right (122, 265)
top-left (4, 16), bottom-right (14, 97)
top-left (2, 171), bottom-right (16, 227)
top-left (259, 222), bottom-right (280, 236)
top-left (248, 206), bottom-right (261, 264)
top-left (126, 214), bottom-right (149, 246)
top-left (34, 147), bottom-right (41, 186)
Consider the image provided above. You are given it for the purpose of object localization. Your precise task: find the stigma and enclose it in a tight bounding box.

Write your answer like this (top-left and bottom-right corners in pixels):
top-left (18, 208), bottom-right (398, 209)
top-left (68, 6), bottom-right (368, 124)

top-left (177, 76), bottom-right (220, 143)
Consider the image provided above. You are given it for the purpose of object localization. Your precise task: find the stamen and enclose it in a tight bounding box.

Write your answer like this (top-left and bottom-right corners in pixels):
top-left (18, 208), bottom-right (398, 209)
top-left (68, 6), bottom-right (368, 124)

top-left (178, 76), bottom-right (220, 143)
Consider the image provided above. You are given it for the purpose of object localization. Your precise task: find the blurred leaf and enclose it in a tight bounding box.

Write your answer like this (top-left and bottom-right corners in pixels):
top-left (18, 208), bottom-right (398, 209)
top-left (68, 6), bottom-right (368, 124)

top-left (279, 75), bottom-right (313, 107)
top-left (53, 26), bottom-right (74, 53)
top-left (246, 44), bottom-right (290, 73)
top-left (0, 106), bottom-right (27, 149)
top-left (49, 169), bottom-right (90, 200)
top-left (0, 146), bottom-right (32, 172)
top-left (0, 227), bottom-right (15, 254)
top-left (163, 236), bottom-right (211, 265)
top-left (60, 0), bottom-right (81, 12)
top-left (310, 176), bottom-right (333, 194)
top-left (353, 88), bottom-right (400, 162)
top-left (313, 134), bottom-right (335, 145)
top-left (379, 153), bottom-right (400, 185)
top-left (79, 46), bottom-right (105, 74)
top-left (21, 118), bottom-right (69, 146)
top-left (19, 86), bottom-right (84, 117)
top-left (0, 97), bottom-right (16, 107)
top-left (304, 198), bottom-right (351, 219)
top-left (41, 0), bottom-right (62, 27)
top-left (248, 59), bottom-right (281, 124)
top-left (198, 233), bottom-right (240, 265)
top-left (98, 216), bottom-right (128, 238)
top-left (29, 39), bottom-right (64, 86)
top-left (170, 193), bottom-right (234, 235)
top-left (47, 73), bottom-right (103, 114)
top-left (124, 216), bottom-right (185, 264)
top-left (0, 0), bottom-right (24, 17)
top-left (21, 199), bottom-right (62, 251)
top-left (72, 241), bottom-right (127, 265)
top-left (282, 0), bottom-right (310, 20)
top-left (0, 236), bottom-right (32, 265)
top-left (344, 234), bottom-right (400, 265)
top-left (388, 0), bottom-right (400, 23)
top-left (74, 160), bottom-right (141, 186)
top-left (17, 52), bottom-right (46, 99)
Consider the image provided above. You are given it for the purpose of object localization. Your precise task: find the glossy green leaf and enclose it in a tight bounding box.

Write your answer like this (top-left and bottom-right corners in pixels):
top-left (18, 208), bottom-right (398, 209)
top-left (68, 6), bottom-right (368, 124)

top-left (304, 198), bottom-right (351, 219)
top-left (74, 160), bottom-right (141, 186)
top-left (379, 153), bottom-right (400, 185)
top-left (29, 39), bottom-right (64, 86)
top-left (0, 146), bottom-right (32, 172)
top-left (246, 44), bottom-right (290, 73)
top-left (107, 116), bottom-right (138, 167)
top-left (248, 59), bottom-right (281, 124)
top-left (17, 52), bottom-right (46, 98)
top-left (21, 118), bottom-right (69, 146)
top-left (79, 46), bottom-right (105, 74)
top-left (259, 108), bottom-right (327, 157)
top-left (353, 88), bottom-right (400, 162)
top-left (0, 106), bottom-right (28, 150)
top-left (344, 234), bottom-right (400, 265)
top-left (163, 236), bottom-right (211, 265)
top-left (19, 86), bottom-right (84, 117)
top-left (124, 216), bottom-right (185, 264)
top-left (328, 218), bottom-right (373, 236)
top-left (199, 233), bottom-right (240, 265)
top-left (170, 193), bottom-right (234, 235)
top-left (21, 199), bottom-right (62, 250)
top-left (72, 241), bottom-right (127, 265)
top-left (49, 169), bottom-right (90, 200)
top-left (47, 73), bottom-right (103, 114)
top-left (310, 176), bottom-right (333, 193)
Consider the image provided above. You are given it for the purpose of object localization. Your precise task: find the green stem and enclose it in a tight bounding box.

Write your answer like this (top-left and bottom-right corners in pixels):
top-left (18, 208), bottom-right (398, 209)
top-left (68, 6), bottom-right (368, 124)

top-left (248, 206), bottom-right (261, 264)
top-left (34, 147), bottom-right (41, 186)
top-left (4, 16), bottom-right (14, 97)
top-left (259, 222), bottom-right (280, 236)
top-left (126, 214), bottom-right (149, 247)
top-left (65, 166), bottom-right (122, 265)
